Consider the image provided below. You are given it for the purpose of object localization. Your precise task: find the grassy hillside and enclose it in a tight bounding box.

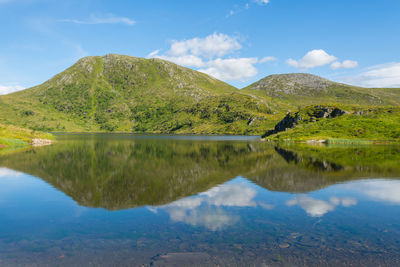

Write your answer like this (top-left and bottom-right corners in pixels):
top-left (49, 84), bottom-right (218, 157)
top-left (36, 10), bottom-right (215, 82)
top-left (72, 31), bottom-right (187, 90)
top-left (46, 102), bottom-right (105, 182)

top-left (243, 73), bottom-right (400, 107)
top-left (1, 58), bottom-right (399, 135)
top-left (263, 105), bottom-right (400, 143)
top-left (0, 124), bottom-right (53, 151)
top-left (0, 54), bottom-right (280, 134)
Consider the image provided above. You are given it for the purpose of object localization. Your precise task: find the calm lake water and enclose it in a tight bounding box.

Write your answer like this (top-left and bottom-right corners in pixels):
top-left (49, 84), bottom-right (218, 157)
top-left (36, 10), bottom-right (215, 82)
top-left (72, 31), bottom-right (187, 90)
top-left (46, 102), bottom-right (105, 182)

top-left (1, 134), bottom-right (400, 266)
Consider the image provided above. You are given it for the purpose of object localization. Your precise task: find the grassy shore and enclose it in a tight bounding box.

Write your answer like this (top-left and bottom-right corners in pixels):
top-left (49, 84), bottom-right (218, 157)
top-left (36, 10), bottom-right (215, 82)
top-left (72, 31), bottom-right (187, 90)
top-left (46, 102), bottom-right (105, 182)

top-left (263, 105), bottom-right (400, 144)
top-left (0, 124), bottom-right (53, 151)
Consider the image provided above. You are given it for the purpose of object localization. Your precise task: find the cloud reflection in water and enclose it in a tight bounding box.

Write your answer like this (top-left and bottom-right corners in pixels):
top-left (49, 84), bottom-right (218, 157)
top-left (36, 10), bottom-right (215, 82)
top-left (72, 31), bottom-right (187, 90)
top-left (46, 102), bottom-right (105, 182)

top-left (152, 181), bottom-right (258, 230)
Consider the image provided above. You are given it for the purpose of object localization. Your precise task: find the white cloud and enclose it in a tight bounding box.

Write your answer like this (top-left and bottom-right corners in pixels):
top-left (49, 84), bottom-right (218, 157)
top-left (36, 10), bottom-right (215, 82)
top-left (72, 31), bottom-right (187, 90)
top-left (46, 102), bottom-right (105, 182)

top-left (158, 54), bottom-right (205, 68)
top-left (287, 195), bottom-right (335, 217)
top-left (201, 183), bottom-right (257, 207)
top-left (254, 0), bottom-right (270, 5)
top-left (258, 202), bottom-right (275, 210)
top-left (260, 56), bottom-right (277, 63)
top-left (287, 195), bottom-right (357, 217)
top-left (344, 63), bottom-right (400, 88)
top-left (199, 57), bottom-right (259, 81)
top-left (152, 181), bottom-right (258, 230)
top-left (166, 206), bottom-right (238, 231)
top-left (0, 168), bottom-right (23, 178)
top-left (168, 33), bottom-right (241, 58)
top-left (147, 49), bottom-right (160, 58)
top-left (345, 180), bottom-right (400, 204)
top-left (61, 14), bottom-right (135, 26)
top-left (341, 197), bottom-right (357, 207)
top-left (149, 33), bottom-right (264, 82)
top-left (331, 60), bottom-right (358, 70)
top-left (0, 85), bottom-right (25, 95)
top-left (286, 49), bottom-right (337, 69)
top-left (329, 197), bottom-right (357, 207)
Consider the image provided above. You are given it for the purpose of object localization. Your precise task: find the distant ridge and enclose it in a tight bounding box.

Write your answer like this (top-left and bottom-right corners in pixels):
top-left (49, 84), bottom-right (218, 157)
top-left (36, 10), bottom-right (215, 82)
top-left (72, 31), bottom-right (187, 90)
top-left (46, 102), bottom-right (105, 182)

top-left (243, 73), bottom-right (400, 106)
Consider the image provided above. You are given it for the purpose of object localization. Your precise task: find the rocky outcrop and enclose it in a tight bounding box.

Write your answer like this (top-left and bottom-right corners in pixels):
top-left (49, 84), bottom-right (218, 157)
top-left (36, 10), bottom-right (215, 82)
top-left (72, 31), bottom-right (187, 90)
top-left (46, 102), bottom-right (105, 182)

top-left (262, 105), bottom-right (348, 138)
top-left (31, 138), bottom-right (53, 147)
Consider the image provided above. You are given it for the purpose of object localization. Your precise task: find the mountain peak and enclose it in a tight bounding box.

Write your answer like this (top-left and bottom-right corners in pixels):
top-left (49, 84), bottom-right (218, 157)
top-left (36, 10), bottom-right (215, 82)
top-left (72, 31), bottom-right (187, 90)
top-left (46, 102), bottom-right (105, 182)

top-left (245, 73), bottom-right (339, 94)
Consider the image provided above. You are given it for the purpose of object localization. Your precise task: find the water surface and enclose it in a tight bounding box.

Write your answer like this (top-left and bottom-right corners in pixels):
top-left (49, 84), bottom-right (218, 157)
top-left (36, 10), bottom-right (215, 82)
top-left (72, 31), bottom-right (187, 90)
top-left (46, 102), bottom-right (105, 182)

top-left (0, 134), bottom-right (400, 266)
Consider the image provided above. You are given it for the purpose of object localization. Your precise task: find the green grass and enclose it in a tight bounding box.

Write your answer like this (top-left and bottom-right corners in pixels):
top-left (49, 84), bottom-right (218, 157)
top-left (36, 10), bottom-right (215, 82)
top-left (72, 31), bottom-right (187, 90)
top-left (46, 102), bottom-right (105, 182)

top-left (0, 54), bottom-right (282, 134)
top-left (265, 105), bottom-right (400, 143)
top-left (0, 124), bottom-right (53, 151)
top-left (1, 56), bottom-right (400, 136)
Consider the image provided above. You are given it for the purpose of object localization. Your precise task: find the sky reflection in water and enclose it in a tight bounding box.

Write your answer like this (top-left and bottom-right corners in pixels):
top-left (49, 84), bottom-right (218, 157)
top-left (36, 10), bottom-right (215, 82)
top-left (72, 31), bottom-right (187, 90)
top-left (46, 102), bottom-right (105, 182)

top-left (1, 136), bottom-right (400, 266)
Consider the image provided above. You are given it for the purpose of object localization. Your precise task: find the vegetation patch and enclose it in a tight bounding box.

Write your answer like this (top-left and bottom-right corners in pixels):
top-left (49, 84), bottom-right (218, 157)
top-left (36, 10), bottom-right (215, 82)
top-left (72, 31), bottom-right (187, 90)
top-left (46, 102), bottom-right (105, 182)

top-left (263, 105), bottom-right (400, 143)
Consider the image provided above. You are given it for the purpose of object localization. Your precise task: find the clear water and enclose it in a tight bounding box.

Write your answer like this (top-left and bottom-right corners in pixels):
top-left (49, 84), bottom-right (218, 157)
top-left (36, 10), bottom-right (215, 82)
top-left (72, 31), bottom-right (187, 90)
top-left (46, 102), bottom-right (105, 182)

top-left (0, 134), bottom-right (400, 266)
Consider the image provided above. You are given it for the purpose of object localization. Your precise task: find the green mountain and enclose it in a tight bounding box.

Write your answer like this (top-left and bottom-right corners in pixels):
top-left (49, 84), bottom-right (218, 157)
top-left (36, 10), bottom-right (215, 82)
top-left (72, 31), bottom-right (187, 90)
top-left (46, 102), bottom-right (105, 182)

top-left (0, 54), bottom-right (279, 134)
top-left (243, 73), bottom-right (400, 106)
top-left (1, 56), bottom-right (400, 136)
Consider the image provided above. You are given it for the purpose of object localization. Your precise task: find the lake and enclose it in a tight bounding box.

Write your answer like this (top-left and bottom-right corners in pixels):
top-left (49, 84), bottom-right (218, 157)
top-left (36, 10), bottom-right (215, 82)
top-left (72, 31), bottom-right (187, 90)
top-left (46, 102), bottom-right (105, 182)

top-left (1, 134), bottom-right (400, 266)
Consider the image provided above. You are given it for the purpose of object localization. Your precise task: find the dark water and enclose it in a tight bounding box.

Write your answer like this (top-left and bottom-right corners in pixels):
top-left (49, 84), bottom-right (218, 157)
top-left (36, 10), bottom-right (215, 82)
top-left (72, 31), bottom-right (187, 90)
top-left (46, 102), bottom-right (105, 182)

top-left (1, 134), bottom-right (400, 266)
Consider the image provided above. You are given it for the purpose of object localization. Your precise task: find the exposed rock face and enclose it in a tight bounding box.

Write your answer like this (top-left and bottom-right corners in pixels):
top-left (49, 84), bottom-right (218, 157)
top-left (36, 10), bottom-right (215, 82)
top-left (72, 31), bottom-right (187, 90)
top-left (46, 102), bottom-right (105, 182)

top-left (262, 105), bottom-right (348, 138)
top-left (246, 73), bottom-right (338, 96)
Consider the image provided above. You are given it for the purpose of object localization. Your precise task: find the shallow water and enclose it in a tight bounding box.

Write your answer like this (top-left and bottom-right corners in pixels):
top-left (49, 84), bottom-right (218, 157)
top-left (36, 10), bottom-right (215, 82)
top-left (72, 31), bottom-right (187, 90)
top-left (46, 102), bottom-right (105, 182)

top-left (0, 134), bottom-right (400, 266)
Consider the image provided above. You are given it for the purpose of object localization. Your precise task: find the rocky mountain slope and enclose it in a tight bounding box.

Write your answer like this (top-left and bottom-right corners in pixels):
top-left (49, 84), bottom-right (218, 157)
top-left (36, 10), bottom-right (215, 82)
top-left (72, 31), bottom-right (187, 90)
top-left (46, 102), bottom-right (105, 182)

top-left (0, 54), bottom-right (278, 134)
top-left (243, 73), bottom-right (400, 106)
top-left (1, 56), bottom-right (400, 135)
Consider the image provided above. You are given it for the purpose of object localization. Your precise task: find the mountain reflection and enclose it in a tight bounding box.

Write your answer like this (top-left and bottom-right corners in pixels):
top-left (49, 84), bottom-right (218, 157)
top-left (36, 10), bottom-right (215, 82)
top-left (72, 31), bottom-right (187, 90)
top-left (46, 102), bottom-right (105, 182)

top-left (0, 134), bottom-right (400, 210)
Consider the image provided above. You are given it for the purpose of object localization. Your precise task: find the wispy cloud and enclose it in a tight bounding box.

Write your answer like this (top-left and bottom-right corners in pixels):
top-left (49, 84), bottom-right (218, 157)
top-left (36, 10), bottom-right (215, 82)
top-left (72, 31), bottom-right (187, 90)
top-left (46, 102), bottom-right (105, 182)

top-left (147, 49), bottom-right (160, 58)
top-left (226, 1), bottom-right (268, 18)
top-left (61, 14), bottom-right (135, 26)
top-left (260, 56), bottom-right (277, 63)
top-left (330, 60), bottom-right (358, 70)
top-left (342, 62), bottom-right (400, 88)
top-left (254, 0), bottom-right (270, 5)
top-left (0, 84), bottom-right (25, 95)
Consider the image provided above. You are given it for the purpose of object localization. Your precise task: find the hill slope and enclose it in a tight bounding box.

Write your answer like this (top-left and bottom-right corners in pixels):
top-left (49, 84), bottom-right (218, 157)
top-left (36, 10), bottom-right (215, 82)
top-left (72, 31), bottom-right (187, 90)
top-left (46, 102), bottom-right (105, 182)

top-left (0, 54), bottom-right (279, 134)
top-left (262, 105), bottom-right (400, 143)
top-left (243, 73), bottom-right (400, 106)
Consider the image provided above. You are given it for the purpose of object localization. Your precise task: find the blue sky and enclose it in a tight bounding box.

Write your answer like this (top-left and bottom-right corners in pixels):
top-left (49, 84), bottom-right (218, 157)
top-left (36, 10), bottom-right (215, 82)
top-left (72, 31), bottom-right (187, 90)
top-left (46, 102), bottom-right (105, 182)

top-left (0, 0), bottom-right (399, 94)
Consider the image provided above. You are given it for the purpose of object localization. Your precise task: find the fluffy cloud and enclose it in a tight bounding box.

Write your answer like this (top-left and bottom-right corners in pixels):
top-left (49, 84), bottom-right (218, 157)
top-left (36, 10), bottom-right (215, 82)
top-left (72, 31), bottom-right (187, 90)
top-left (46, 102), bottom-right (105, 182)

top-left (159, 54), bottom-right (205, 68)
top-left (153, 181), bottom-right (258, 230)
top-left (201, 183), bottom-right (257, 207)
top-left (344, 63), bottom-right (400, 88)
top-left (287, 195), bottom-right (357, 217)
top-left (0, 85), bottom-right (25, 95)
top-left (198, 57), bottom-right (258, 81)
top-left (166, 206), bottom-right (238, 231)
top-left (287, 195), bottom-right (335, 217)
top-left (148, 33), bottom-right (263, 82)
top-left (168, 33), bottom-right (241, 58)
top-left (61, 14), bottom-right (135, 25)
top-left (330, 60), bottom-right (358, 70)
top-left (286, 49), bottom-right (337, 69)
